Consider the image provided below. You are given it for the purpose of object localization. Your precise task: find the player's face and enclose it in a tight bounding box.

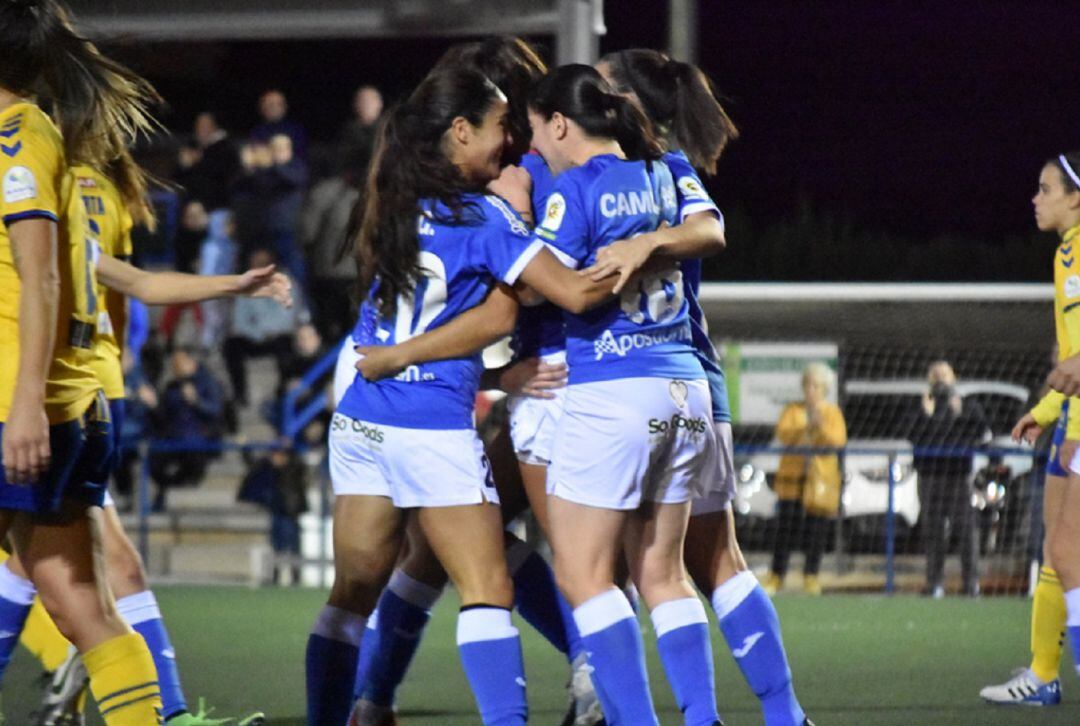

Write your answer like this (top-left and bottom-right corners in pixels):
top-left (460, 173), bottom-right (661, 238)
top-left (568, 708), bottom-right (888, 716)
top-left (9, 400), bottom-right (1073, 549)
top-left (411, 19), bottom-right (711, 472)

top-left (458, 99), bottom-right (510, 184)
top-left (1033, 164), bottom-right (1080, 234)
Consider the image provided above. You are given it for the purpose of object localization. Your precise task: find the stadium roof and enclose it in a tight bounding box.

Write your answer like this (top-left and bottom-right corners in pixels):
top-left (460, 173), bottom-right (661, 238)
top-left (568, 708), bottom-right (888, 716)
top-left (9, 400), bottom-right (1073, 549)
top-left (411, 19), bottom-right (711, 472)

top-left (69, 0), bottom-right (563, 41)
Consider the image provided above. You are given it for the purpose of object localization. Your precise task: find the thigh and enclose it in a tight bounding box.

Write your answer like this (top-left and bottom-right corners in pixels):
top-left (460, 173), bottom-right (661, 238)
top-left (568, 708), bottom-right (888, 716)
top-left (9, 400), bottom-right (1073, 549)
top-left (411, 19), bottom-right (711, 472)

top-left (487, 421), bottom-right (528, 522)
top-left (546, 495), bottom-right (628, 606)
top-left (330, 494), bottom-right (404, 612)
top-left (519, 461), bottom-right (551, 536)
top-left (417, 503), bottom-right (512, 608)
top-left (101, 504), bottom-right (147, 598)
top-left (624, 500), bottom-right (695, 609)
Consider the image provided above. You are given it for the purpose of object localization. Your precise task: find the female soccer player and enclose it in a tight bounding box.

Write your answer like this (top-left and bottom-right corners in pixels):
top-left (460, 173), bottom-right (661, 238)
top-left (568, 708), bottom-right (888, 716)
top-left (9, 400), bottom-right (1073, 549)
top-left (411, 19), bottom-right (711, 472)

top-left (0, 0), bottom-right (162, 721)
top-left (3, 149), bottom-right (282, 725)
top-left (984, 150), bottom-right (1080, 706)
top-left (591, 48), bottom-right (812, 725)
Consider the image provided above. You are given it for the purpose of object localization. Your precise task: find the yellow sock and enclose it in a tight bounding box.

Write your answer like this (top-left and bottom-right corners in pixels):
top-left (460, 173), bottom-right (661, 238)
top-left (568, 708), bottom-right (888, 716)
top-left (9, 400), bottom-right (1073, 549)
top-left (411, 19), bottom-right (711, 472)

top-left (84, 632), bottom-right (162, 725)
top-left (21, 598), bottom-right (74, 672)
top-left (1030, 566), bottom-right (1066, 683)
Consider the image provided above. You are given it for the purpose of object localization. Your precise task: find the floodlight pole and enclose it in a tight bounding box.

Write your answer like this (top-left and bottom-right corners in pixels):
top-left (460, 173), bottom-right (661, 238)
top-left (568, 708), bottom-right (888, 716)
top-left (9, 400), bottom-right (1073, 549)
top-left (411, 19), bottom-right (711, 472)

top-left (668, 0), bottom-right (699, 64)
top-left (557, 0), bottom-right (606, 65)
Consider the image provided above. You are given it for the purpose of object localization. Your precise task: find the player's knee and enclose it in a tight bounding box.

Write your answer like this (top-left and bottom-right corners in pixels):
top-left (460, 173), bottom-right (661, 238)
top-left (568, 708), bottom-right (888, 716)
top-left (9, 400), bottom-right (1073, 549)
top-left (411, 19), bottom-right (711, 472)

top-left (1049, 531), bottom-right (1078, 584)
top-left (456, 569), bottom-right (513, 609)
top-left (106, 540), bottom-right (148, 597)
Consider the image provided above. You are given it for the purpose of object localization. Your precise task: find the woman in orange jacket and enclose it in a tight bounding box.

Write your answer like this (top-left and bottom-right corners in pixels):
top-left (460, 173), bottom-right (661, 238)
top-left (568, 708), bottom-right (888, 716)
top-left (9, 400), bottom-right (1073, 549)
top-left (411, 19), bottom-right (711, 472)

top-left (765, 362), bottom-right (847, 595)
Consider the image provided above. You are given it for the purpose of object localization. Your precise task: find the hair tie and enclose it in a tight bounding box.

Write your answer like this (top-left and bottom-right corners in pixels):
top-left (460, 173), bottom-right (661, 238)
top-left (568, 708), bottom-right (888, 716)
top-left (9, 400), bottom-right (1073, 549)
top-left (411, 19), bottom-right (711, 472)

top-left (1061, 154), bottom-right (1080, 190)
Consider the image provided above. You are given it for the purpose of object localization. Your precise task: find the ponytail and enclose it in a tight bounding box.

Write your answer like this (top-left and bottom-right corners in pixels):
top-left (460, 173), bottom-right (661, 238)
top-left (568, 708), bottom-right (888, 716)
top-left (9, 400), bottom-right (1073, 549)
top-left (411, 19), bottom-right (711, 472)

top-left (0, 0), bottom-right (160, 168)
top-left (600, 49), bottom-right (738, 175)
top-left (529, 64), bottom-right (663, 162)
top-left (353, 68), bottom-right (502, 316)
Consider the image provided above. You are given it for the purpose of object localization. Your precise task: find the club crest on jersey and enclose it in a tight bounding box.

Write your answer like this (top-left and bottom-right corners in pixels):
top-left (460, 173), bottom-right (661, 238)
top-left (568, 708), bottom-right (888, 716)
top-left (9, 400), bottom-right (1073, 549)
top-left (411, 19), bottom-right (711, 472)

top-left (3, 165), bottom-right (36, 203)
top-left (543, 192), bottom-right (566, 231)
top-left (600, 189), bottom-right (660, 218)
top-left (1066, 275), bottom-right (1080, 299)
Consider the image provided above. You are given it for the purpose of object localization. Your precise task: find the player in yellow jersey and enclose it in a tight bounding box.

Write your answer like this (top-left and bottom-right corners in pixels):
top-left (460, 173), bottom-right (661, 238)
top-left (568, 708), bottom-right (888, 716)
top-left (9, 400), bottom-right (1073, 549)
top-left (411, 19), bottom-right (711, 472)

top-left (9, 156), bottom-right (281, 725)
top-left (980, 151), bottom-right (1080, 705)
top-left (0, 1), bottom-right (166, 723)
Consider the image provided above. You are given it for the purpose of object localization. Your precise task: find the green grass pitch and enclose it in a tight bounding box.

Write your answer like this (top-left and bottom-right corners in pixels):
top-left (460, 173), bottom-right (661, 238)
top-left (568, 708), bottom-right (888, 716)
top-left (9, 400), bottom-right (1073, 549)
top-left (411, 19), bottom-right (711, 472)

top-left (4, 586), bottom-right (1080, 724)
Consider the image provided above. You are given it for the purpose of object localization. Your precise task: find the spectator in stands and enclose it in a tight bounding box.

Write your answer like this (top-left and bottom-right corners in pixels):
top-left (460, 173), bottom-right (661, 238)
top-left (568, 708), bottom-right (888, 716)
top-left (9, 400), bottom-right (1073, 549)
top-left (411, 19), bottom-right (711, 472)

top-left (223, 248), bottom-right (302, 407)
top-left (147, 346), bottom-right (227, 511)
top-left (251, 89), bottom-right (307, 159)
top-left (239, 446), bottom-right (309, 586)
top-left (198, 210), bottom-right (239, 349)
top-left (765, 362), bottom-right (848, 596)
top-left (337, 85), bottom-right (382, 169)
top-left (269, 323), bottom-right (331, 440)
top-left (300, 145), bottom-right (361, 342)
top-left (234, 134), bottom-right (308, 286)
top-left (907, 360), bottom-right (991, 598)
top-left (173, 199), bottom-right (208, 273)
top-left (174, 111), bottom-right (239, 212)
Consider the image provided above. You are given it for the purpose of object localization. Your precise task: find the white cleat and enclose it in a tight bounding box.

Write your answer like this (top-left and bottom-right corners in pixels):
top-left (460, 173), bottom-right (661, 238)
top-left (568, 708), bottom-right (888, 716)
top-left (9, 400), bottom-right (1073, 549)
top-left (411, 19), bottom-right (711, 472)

top-left (980, 668), bottom-right (1061, 706)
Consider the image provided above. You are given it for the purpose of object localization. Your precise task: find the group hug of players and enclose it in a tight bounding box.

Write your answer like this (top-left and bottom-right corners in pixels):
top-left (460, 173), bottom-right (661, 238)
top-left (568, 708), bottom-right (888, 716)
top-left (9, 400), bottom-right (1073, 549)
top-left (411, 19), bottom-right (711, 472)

top-left (2, 1), bottom-right (1080, 725)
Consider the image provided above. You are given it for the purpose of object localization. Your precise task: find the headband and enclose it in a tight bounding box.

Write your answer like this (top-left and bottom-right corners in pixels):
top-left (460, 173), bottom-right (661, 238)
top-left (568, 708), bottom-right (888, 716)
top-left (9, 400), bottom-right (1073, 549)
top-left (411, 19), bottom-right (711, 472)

top-left (1061, 154), bottom-right (1080, 189)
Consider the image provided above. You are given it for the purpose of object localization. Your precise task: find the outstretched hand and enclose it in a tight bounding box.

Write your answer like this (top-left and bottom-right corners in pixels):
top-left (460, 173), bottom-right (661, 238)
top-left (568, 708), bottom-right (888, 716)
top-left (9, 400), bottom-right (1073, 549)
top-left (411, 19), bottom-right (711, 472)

top-left (234, 264), bottom-right (293, 307)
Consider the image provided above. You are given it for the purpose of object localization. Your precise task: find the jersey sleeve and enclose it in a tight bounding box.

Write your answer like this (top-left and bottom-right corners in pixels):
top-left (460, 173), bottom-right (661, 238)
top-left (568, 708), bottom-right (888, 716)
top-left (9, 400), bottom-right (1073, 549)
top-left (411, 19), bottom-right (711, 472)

top-left (670, 163), bottom-right (721, 225)
top-left (0, 115), bottom-right (60, 227)
top-left (478, 195), bottom-right (544, 285)
top-left (1030, 389), bottom-right (1064, 429)
top-left (533, 177), bottom-right (590, 269)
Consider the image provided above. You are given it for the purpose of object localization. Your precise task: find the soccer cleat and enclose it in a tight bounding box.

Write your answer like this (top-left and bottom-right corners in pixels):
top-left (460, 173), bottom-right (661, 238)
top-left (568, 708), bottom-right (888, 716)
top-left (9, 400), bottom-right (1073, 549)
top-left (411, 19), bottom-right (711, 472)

top-left (979, 668), bottom-right (1061, 706)
top-left (803, 575), bottom-right (822, 596)
top-left (33, 646), bottom-right (88, 726)
top-left (347, 699), bottom-right (397, 726)
top-left (560, 653), bottom-right (605, 726)
top-left (762, 572), bottom-right (783, 596)
top-left (165, 698), bottom-right (267, 725)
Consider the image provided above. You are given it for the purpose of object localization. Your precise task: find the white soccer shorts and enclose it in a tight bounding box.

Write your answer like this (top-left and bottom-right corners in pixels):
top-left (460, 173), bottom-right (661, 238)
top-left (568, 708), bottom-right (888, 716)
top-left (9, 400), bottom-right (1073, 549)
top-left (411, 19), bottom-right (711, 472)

top-left (547, 377), bottom-right (715, 510)
top-left (507, 352), bottom-right (568, 466)
top-left (328, 412), bottom-right (500, 508)
top-left (691, 421), bottom-right (736, 517)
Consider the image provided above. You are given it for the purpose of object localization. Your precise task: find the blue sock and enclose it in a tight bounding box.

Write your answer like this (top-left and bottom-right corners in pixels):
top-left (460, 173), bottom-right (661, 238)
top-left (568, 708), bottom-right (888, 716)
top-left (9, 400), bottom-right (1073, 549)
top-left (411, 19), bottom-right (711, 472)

top-left (1066, 587), bottom-right (1080, 679)
top-left (0, 563), bottom-right (35, 684)
top-left (714, 571), bottom-right (805, 726)
top-left (306, 605), bottom-right (365, 725)
top-left (652, 597), bottom-right (721, 726)
top-left (354, 569), bottom-right (443, 706)
top-left (116, 591), bottom-right (187, 720)
top-left (456, 606), bottom-right (527, 725)
top-left (506, 538), bottom-right (580, 659)
top-left (574, 588), bottom-right (658, 726)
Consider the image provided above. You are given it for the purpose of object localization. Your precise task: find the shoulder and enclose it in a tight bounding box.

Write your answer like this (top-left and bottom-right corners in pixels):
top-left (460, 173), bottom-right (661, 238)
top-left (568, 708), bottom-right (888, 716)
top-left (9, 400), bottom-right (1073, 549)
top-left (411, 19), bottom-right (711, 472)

top-left (479, 194), bottom-right (531, 238)
top-left (1, 104), bottom-right (62, 166)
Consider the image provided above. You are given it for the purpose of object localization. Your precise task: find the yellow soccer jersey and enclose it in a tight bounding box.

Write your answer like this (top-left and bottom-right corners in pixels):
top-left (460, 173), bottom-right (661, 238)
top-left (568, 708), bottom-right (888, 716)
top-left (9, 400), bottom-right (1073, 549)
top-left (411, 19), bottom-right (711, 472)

top-left (0, 102), bottom-right (100, 424)
top-left (1030, 222), bottom-right (1080, 438)
top-left (74, 165), bottom-right (132, 400)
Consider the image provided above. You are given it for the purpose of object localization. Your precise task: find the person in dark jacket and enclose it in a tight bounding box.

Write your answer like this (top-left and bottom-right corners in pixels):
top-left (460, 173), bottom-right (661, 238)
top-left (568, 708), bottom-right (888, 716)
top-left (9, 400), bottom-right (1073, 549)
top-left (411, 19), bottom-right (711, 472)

top-left (239, 446), bottom-right (309, 585)
top-left (147, 346), bottom-right (226, 511)
top-left (907, 360), bottom-right (992, 597)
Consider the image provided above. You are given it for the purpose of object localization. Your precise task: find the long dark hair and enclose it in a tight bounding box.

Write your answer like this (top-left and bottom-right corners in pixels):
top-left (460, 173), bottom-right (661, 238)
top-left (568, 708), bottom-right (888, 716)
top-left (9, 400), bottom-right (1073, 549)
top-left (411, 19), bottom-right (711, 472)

top-left (1051, 151), bottom-right (1080, 195)
top-left (600, 49), bottom-right (738, 175)
top-left (528, 64), bottom-right (662, 162)
top-left (354, 68), bottom-right (503, 316)
top-left (435, 36), bottom-right (547, 162)
top-left (0, 0), bottom-right (160, 217)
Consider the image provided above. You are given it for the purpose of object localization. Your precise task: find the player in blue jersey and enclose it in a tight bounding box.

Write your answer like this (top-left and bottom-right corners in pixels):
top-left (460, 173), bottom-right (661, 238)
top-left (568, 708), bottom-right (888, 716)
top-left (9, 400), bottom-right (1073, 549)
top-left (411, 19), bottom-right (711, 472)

top-left (592, 48), bottom-right (813, 726)
top-left (307, 66), bottom-right (617, 726)
top-left (343, 38), bottom-right (606, 726)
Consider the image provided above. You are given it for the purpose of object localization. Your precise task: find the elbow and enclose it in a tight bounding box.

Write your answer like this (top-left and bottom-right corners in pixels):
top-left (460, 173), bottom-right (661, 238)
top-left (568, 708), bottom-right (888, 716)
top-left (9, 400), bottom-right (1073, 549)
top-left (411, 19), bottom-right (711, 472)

top-left (702, 218), bottom-right (726, 255)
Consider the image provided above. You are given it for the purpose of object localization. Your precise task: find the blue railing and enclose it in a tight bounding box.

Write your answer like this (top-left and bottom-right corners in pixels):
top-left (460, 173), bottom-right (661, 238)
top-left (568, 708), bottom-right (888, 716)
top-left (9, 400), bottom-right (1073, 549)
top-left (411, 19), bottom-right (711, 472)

top-left (280, 336), bottom-right (347, 440)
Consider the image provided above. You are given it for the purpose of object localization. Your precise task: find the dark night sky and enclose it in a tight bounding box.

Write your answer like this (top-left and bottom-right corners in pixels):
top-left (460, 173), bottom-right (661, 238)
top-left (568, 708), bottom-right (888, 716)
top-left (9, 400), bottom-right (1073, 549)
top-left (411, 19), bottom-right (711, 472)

top-left (105, 1), bottom-right (1080, 248)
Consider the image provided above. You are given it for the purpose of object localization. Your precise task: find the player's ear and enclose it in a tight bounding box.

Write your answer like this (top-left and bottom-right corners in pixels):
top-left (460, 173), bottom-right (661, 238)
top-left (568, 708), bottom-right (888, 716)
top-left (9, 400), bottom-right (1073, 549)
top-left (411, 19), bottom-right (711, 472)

top-left (552, 112), bottom-right (568, 141)
top-left (449, 115), bottom-right (473, 147)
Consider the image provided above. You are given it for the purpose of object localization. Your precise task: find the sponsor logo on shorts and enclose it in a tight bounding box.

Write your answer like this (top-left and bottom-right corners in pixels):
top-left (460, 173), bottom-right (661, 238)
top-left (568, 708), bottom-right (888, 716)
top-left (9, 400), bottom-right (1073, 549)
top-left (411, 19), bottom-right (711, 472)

top-left (648, 413), bottom-right (708, 436)
top-left (331, 413), bottom-right (385, 443)
top-left (593, 325), bottom-right (691, 360)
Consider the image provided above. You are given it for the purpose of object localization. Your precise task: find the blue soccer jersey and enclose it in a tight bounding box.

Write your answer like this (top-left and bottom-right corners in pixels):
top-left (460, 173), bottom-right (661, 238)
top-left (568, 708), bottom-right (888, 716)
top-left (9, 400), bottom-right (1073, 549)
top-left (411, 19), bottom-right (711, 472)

top-left (512, 152), bottom-right (566, 359)
top-left (337, 194), bottom-right (543, 430)
top-left (534, 154), bottom-right (704, 385)
top-left (664, 150), bottom-right (732, 423)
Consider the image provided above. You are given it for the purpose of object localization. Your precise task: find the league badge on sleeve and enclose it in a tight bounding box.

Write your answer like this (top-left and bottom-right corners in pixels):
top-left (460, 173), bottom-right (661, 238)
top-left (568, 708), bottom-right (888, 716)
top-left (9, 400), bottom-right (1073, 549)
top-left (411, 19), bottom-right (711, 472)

top-left (3, 165), bottom-right (37, 204)
top-left (543, 192), bottom-right (566, 231)
top-left (677, 176), bottom-right (709, 202)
